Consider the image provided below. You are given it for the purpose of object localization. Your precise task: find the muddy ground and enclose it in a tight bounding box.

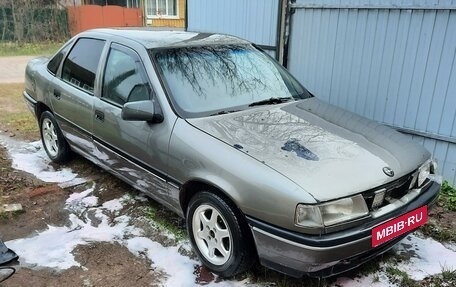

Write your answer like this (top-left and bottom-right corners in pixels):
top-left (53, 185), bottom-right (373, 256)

top-left (0, 145), bottom-right (162, 287)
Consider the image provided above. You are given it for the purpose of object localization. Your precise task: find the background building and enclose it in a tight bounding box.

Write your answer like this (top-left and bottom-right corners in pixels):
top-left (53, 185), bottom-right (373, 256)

top-left (80, 0), bottom-right (185, 28)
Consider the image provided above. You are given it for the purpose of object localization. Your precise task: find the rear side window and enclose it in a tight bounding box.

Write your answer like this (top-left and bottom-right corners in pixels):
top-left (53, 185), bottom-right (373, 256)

top-left (62, 38), bottom-right (105, 93)
top-left (47, 41), bottom-right (73, 75)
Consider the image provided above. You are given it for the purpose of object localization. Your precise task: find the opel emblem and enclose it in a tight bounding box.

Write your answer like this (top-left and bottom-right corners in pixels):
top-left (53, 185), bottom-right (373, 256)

top-left (383, 167), bottom-right (394, 177)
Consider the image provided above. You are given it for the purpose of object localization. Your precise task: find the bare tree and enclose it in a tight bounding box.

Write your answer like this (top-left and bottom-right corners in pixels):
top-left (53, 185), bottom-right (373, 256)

top-left (0, 0), bottom-right (68, 42)
top-left (10, 0), bottom-right (24, 42)
top-left (1, 6), bottom-right (7, 41)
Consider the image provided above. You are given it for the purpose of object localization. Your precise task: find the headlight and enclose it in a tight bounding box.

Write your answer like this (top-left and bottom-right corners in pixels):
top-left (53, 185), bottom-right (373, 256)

top-left (417, 160), bottom-right (434, 187)
top-left (295, 194), bottom-right (368, 229)
top-left (320, 195), bottom-right (369, 225)
top-left (418, 162), bottom-right (430, 187)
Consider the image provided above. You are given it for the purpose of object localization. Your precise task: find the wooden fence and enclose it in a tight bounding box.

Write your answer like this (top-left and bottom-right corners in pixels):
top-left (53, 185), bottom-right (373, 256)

top-left (67, 5), bottom-right (143, 36)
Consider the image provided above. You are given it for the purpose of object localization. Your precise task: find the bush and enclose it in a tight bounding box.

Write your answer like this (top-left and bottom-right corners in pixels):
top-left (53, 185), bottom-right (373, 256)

top-left (441, 180), bottom-right (456, 211)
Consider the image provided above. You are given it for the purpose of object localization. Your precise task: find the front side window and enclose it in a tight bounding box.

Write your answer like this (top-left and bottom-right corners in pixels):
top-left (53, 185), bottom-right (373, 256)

top-left (154, 45), bottom-right (311, 118)
top-left (102, 45), bottom-right (152, 106)
top-left (146, 0), bottom-right (177, 18)
top-left (62, 38), bottom-right (105, 93)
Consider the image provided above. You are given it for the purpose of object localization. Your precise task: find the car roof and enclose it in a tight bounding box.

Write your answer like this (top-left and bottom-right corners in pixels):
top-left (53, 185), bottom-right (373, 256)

top-left (82, 28), bottom-right (251, 49)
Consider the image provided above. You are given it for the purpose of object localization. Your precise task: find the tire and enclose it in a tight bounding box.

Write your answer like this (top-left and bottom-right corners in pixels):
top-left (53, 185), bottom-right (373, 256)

top-left (39, 111), bottom-right (72, 163)
top-left (187, 191), bottom-right (255, 277)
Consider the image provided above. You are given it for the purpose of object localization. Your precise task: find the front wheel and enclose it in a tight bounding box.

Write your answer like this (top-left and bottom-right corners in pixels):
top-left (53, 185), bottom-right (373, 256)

top-left (39, 111), bottom-right (72, 163)
top-left (187, 192), bottom-right (255, 277)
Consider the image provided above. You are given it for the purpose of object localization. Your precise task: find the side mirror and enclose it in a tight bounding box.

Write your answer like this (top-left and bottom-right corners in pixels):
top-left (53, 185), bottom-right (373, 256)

top-left (121, 100), bottom-right (163, 123)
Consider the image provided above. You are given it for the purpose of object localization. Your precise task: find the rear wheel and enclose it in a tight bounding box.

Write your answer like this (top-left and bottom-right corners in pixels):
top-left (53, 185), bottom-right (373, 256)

top-left (39, 111), bottom-right (72, 163)
top-left (187, 191), bottom-right (255, 277)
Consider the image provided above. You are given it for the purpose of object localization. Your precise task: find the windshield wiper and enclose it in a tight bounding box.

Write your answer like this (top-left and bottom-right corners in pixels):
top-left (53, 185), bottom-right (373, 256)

top-left (248, 97), bottom-right (293, 107)
top-left (209, 110), bottom-right (239, 116)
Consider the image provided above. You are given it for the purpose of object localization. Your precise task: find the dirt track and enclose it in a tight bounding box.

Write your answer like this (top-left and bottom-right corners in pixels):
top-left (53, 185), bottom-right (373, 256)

top-left (0, 56), bottom-right (36, 84)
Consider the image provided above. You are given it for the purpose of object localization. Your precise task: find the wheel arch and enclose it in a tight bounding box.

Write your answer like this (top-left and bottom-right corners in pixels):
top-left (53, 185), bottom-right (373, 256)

top-left (35, 101), bottom-right (52, 119)
top-left (179, 179), bottom-right (241, 219)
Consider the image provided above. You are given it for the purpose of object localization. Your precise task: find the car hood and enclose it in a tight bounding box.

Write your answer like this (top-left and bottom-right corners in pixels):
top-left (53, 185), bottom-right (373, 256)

top-left (187, 98), bottom-right (430, 202)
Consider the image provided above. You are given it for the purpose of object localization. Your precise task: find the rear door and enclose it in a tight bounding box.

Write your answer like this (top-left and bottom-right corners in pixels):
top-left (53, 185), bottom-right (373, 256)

top-left (51, 38), bottom-right (106, 152)
top-left (92, 42), bottom-right (175, 209)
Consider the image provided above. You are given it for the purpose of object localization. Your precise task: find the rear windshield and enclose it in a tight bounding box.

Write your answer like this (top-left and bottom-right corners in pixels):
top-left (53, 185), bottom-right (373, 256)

top-left (153, 45), bottom-right (311, 118)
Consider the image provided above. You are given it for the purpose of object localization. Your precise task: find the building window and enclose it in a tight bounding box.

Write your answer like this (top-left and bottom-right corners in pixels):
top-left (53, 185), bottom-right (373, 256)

top-left (126, 0), bottom-right (140, 8)
top-left (146, 0), bottom-right (177, 18)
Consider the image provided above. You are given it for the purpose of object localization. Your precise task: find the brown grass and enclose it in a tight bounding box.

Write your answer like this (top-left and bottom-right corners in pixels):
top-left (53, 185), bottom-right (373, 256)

top-left (0, 41), bottom-right (63, 57)
top-left (0, 83), bottom-right (39, 140)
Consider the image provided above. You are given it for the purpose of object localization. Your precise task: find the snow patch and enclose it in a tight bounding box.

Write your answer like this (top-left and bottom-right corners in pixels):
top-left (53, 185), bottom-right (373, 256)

top-left (102, 198), bottom-right (124, 212)
top-left (393, 234), bottom-right (456, 280)
top-left (10, 141), bottom-right (77, 183)
top-left (81, 196), bottom-right (98, 208)
top-left (6, 212), bottom-right (138, 269)
top-left (66, 184), bottom-right (96, 204)
top-left (0, 137), bottom-right (83, 185)
top-left (126, 236), bottom-right (251, 287)
top-left (134, 194), bottom-right (149, 202)
top-left (65, 184), bottom-right (98, 213)
top-left (126, 237), bottom-right (197, 286)
top-left (58, 177), bottom-right (89, 189)
top-left (333, 272), bottom-right (395, 287)
top-left (332, 234), bottom-right (456, 286)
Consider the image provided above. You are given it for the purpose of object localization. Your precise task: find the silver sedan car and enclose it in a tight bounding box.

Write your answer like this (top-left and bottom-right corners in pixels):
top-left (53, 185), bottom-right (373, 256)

top-left (23, 28), bottom-right (440, 278)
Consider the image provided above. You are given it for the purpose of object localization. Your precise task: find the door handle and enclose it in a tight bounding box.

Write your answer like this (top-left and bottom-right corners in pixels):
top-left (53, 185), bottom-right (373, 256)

top-left (53, 89), bottom-right (61, 100)
top-left (95, 110), bottom-right (104, 122)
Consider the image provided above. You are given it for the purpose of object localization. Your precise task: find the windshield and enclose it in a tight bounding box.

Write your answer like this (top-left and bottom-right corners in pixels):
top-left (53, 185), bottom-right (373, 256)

top-left (153, 45), bottom-right (311, 118)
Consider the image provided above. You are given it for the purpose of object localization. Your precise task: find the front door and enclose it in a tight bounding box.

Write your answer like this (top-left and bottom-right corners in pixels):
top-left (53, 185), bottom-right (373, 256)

top-left (92, 43), bottom-right (174, 208)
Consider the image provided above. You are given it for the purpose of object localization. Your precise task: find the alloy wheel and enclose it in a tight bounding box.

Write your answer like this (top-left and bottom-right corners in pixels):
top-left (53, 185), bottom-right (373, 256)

top-left (42, 118), bottom-right (59, 157)
top-left (192, 204), bottom-right (233, 265)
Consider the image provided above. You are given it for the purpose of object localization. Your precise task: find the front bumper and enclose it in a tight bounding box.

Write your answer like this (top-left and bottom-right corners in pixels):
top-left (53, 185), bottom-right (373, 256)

top-left (247, 181), bottom-right (441, 278)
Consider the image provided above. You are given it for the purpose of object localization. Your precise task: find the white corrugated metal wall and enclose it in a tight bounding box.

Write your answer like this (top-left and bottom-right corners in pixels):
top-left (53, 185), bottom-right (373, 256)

top-left (187, 0), bottom-right (280, 58)
top-left (288, 0), bottom-right (456, 184)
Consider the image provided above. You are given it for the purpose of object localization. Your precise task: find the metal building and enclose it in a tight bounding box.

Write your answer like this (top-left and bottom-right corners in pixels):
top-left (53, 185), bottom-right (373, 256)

top-left (187, 0), bottom-right (456, 184)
